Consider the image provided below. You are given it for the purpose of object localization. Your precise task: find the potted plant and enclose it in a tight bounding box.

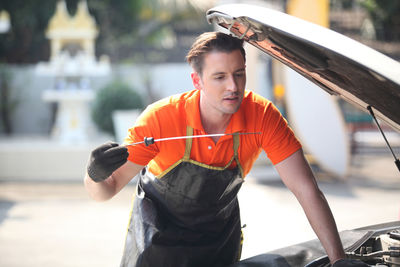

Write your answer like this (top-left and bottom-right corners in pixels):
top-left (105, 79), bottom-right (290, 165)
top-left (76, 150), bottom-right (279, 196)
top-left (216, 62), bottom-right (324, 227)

top-left (91, 81), bottom-right (144, 141)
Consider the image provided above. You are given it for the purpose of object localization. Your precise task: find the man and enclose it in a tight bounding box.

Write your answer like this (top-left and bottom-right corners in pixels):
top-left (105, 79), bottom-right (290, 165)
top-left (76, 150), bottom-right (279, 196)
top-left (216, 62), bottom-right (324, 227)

top-left (85, 32), bottom-right (361, 267)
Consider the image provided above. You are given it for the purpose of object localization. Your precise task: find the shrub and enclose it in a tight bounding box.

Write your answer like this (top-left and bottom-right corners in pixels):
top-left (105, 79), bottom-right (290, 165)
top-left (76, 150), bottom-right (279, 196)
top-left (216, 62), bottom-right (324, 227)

top-left (91, 81), bottom-right (144, 136)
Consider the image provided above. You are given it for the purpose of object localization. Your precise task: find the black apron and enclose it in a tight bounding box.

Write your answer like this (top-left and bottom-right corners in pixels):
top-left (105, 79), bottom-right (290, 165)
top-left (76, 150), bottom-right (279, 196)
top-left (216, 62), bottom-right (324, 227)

top-left (121, 126), bottom-right (245, 267)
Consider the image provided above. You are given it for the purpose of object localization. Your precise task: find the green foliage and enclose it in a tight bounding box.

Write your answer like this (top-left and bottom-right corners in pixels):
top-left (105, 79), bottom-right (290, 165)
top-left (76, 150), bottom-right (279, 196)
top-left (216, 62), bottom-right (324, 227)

top-left (0, 0), bottom-right (55, 63)
top-left (0, 65), bottom-right (19, 134)
top-left (0, 0), bottom-right (208, 63)
top-left (359, 0), bottom-right (400, 41)
top-left (91, 81), bottom-right (144, 136)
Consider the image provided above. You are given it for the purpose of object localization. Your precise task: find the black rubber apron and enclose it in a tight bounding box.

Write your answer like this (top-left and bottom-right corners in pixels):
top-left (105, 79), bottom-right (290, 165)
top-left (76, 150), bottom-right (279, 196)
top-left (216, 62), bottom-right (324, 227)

top-left (121, 126), bottom-right (245, 267)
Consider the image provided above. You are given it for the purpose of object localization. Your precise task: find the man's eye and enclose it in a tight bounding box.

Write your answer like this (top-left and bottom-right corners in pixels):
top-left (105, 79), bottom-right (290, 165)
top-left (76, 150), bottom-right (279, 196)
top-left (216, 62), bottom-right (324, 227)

top-left (215, 76), bottom-right (224, 80)
top-left (235, 72), bottom-right (245, 77)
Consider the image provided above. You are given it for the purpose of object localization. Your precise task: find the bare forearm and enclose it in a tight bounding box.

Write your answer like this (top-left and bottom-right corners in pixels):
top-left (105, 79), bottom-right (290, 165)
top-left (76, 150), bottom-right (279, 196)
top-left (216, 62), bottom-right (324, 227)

top-left (84, 173), bottom-right (117, 201)
top-left (298, 188), bottom-right (345, 263)
top-left (275, 150), bottom-right (345, 263)
top-left (84, 161), bottom-right (144, 202)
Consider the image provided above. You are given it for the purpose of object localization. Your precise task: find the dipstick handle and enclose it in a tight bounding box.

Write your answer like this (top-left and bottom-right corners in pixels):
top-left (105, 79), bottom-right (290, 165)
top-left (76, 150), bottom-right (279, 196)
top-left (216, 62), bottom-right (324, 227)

top-left (144, 137), bottom-right (155, 146)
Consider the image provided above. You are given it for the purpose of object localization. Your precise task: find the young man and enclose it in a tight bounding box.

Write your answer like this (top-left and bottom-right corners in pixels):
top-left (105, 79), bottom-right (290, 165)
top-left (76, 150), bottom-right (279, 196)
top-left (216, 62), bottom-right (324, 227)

top-left (85, 32), bottom-right (361, 267)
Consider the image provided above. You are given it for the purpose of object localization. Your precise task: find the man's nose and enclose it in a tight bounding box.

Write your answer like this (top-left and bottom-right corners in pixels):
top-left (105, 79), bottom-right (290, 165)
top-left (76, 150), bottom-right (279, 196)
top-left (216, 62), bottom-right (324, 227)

top-left (226, 75), bottom-right (238, 92)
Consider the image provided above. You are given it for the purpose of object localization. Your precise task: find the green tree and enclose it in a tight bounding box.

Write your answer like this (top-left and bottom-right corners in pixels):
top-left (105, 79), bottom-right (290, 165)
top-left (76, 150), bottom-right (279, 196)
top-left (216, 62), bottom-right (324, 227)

top-left (0, 0), bottom-right (209, 63)
top-left (0, 65), bottom-right (19, 134)
top-left (360, 0), bottom-right (400, 41)
top-left (0, 0), bottom-right (55, 63)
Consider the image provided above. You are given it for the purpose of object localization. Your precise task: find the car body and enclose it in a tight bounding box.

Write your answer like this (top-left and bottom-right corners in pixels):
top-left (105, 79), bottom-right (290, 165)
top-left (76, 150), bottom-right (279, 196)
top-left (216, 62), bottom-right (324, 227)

top-left (206, 4), bottom-right (400, 267)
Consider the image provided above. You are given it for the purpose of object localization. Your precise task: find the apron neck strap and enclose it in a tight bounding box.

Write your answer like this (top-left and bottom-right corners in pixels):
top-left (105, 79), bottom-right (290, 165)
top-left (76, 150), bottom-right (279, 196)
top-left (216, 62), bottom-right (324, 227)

top-left (232, 133), bottom-right (239, 157)
top-left (183, 126), bottom-right (241, 164)
top-left (232, 133), bottom-right (244, 177)
top-left (183, 126), bottom-right (193, 161)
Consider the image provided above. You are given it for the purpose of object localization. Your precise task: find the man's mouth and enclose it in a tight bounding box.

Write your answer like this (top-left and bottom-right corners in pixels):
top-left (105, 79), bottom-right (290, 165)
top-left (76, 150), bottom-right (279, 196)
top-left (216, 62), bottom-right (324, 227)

top-left (223, 95), bottom-right (239, 101)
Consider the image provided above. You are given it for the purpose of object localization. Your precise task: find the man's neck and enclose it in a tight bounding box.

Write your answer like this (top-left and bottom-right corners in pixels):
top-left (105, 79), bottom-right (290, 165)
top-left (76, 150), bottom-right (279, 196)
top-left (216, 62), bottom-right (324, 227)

top-left (202, 115), bottom-right (231, 134)
top-left (200, 109), bottom-right (231, 143)
top-left (198, 91), bottom-right (234, 142)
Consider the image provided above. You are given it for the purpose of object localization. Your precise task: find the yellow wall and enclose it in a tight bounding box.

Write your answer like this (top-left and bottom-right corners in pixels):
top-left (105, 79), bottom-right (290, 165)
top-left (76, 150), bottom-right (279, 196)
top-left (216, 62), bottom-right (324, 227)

top-left (286, 0), bottom-right (329, 27)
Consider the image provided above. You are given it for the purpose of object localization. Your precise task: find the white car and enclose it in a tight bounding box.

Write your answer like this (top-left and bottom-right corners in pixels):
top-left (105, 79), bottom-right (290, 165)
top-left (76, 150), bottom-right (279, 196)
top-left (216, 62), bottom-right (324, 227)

top-left (206, 4), bottom-right (400, 267)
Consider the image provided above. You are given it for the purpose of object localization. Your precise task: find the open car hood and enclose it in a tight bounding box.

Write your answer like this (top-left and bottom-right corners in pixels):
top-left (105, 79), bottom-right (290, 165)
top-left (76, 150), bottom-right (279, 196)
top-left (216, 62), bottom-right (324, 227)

top-left (229, 221), bottom-right (400, 267)
top-left (206, 4), bottom-right (400, 132)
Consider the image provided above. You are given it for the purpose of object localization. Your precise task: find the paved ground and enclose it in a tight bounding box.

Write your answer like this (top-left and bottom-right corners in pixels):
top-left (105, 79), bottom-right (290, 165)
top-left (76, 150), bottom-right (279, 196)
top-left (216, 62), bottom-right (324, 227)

top-left (0, 152), bottom-right (399, 267)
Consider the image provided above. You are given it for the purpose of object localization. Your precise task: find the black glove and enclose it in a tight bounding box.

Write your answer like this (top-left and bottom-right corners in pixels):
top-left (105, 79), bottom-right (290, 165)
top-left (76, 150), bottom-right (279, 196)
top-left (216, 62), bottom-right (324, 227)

top-left (87, 142), bottom-right (129, 183)
top-left (332, 259), bottom-right (369, 267)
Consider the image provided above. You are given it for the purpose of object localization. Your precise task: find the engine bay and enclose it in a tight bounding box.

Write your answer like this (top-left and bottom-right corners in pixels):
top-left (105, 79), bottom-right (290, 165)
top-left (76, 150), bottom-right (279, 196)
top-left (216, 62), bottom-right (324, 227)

top-left (347, 230), bottom-right (400, 266)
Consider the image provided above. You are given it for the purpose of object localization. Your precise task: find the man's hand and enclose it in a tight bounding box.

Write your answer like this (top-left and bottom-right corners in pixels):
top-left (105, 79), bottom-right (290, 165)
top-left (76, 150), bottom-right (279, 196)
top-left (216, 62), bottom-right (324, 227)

top-left (87, 142), bottom-right (129, 183)
top-left (332, 259), bottom-right (369, 267)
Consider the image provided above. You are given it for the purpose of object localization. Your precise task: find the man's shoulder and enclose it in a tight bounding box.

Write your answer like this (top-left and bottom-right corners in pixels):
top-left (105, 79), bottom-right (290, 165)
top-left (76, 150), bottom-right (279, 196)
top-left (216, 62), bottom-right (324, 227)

top-left (135, 90), bottom-right (197, 130)
top-left (147, 90), bottom-right (198, 113)
top-left (240, 90), bottom-right (284, 123)
top-left (242, 90), bottom-right (273, 109)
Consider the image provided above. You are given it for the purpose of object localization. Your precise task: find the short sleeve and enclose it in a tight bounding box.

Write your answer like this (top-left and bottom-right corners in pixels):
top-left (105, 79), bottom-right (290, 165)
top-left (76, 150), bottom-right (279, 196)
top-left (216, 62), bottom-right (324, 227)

top-left (124, 105), bottom-right (160, 166)
top-left (261, 103), bottom-right (302, 165)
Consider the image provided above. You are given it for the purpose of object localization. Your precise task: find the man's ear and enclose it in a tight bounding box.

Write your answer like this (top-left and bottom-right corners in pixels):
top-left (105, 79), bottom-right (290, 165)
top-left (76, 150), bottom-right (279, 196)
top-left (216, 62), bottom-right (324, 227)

top-left (191, 72), bottom-right (202, 90)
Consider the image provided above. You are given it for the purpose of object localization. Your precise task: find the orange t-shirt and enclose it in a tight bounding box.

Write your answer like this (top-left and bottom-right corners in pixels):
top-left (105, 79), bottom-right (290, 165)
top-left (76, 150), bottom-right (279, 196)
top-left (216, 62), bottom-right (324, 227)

top-left (125, 89), bottom-right (301, 177)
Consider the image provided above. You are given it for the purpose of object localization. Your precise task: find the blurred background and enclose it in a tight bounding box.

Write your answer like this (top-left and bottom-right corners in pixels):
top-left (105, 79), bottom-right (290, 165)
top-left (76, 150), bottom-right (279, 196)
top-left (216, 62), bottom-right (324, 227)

top-left (0, 0), bottom-right (399, 266)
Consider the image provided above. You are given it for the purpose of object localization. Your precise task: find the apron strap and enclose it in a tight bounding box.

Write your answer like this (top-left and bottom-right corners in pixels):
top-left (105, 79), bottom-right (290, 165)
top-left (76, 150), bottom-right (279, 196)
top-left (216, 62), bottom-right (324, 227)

top-left (220, 133), bottom-right (239, 169)
top-left (183, 126), bottom-right (193, 161)
top-left (233, 133), bottom-right (239, 156)
top-left (232, 133), bottom-right (244, 177)
top-left (183, 126), bottom-right (244, 177)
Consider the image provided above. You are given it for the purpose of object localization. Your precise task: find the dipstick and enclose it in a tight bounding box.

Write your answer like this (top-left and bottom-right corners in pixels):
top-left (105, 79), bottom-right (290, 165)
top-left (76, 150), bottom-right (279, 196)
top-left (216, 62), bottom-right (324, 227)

top-left (126, 132), bottom-right (262, 147)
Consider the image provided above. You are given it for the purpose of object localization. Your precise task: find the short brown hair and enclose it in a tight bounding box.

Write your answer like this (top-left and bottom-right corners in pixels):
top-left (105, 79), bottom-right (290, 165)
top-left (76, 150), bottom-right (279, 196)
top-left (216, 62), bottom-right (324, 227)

top-left (186, 32), bottom-right (246, 75)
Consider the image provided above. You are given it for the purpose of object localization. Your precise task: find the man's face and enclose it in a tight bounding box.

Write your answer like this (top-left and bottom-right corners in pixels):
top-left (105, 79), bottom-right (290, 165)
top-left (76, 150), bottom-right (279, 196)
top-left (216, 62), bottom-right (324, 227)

top-left (192, 49), bottom-right (246, 117)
